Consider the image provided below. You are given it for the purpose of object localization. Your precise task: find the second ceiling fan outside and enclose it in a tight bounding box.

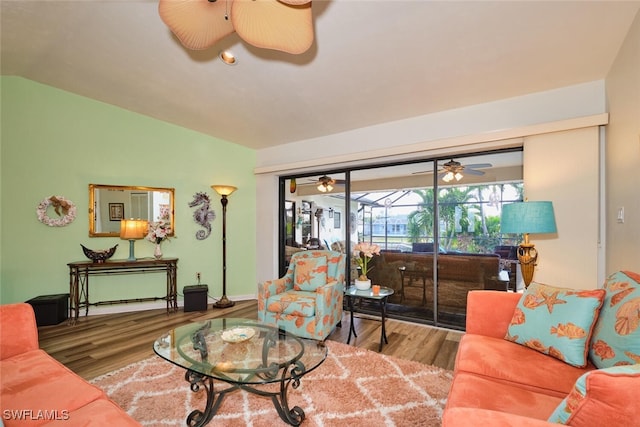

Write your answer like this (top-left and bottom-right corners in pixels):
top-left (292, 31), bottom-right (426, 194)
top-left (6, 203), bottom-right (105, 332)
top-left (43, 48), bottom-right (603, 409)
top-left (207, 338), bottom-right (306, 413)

top-left (316, 175), bottom-right (345, 192)
top-left (439, 159), bottom-right (492, 182)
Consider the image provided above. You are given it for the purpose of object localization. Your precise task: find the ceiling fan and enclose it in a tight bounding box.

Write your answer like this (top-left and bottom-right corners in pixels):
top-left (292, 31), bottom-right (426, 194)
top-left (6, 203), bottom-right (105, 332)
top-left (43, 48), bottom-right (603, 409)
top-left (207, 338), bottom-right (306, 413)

top-left (438, 159), bottom-right (492, 182)
top-left (158, 0), bottom-right (314, 54)
top-left (314, 175), bottom-right (345, 193)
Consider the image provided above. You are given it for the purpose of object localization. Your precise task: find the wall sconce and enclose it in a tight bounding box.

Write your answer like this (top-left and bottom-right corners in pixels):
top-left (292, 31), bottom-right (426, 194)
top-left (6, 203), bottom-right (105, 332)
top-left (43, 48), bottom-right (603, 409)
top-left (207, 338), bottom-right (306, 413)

top-left (501, 201), bottom-right (557, 288)
top-left (120, 219), bottom-right (148, 262)
top-left (211, 185), bottom-right (237, 308)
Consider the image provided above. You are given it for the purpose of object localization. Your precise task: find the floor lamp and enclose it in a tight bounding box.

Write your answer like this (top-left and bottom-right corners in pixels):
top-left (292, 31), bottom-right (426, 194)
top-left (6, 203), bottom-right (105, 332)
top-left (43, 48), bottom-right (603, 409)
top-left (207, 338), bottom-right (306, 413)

top-left (211, 185), bottom-right (237, 308)
top-left (501, 201), bottom-right (557, 289)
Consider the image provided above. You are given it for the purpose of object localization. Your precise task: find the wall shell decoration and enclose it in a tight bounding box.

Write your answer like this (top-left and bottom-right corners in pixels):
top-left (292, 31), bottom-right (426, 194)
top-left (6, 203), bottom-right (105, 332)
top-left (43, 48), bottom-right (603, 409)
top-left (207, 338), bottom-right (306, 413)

top-left (36, 195), bottom-right (77, 227)
top-left (189, 192), bottom-right (216, 240)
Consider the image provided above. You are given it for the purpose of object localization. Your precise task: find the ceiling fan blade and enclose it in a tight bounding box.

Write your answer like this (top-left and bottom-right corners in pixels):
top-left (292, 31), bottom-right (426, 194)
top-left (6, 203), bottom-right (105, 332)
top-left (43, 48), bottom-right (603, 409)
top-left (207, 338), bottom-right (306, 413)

top-left (158, 0), bottom-right (234, 50)
top-left (232, 0), bottom-right (313, 54)
top-left (465, 169), bottom-right (486, 176)
top-left (464, 163), bottom-right (492, 169)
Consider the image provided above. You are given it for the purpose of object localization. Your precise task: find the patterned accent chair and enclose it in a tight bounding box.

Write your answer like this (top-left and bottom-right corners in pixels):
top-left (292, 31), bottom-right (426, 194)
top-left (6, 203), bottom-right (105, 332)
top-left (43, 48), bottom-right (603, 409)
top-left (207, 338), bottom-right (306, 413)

top-left (258, 250), bottom-right (346, 340)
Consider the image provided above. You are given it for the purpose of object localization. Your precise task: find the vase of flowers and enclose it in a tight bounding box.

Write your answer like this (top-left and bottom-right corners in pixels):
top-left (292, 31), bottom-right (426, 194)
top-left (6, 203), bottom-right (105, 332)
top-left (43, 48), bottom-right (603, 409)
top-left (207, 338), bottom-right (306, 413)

top-left (353, 242), bottom-right (380, 290)
top-left (147, 220), bottom-right (170, 259)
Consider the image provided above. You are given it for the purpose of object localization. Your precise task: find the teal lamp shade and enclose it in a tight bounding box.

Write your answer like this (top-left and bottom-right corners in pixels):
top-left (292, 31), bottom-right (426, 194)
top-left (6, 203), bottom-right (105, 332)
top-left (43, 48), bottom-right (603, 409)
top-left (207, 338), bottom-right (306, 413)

top-left (501, 201), bottom-right (557, 289)
top-left (501, 201), bottom-right (557, 234)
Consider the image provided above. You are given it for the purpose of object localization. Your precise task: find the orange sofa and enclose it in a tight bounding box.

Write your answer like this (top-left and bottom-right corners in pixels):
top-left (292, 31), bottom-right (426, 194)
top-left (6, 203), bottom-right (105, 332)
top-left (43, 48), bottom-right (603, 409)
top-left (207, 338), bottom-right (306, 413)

top-left (443, 290), bottom-right (639, 426)
top-left (0, 303), bottom-right (140, 427)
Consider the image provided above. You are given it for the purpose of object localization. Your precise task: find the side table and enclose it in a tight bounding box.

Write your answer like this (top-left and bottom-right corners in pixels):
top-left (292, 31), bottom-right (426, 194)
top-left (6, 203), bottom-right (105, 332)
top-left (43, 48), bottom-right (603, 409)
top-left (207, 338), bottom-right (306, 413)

top-left (345, 285), bottom-right (394, 351)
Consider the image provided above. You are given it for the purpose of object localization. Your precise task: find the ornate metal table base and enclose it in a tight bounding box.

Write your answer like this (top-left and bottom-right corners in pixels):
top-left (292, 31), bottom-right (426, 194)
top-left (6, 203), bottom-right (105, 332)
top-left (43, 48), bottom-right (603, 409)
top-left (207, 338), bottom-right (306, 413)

top-left (154, 320), bottom-right (326, 427)
top-left (184, 365), bottom-right (306, 427)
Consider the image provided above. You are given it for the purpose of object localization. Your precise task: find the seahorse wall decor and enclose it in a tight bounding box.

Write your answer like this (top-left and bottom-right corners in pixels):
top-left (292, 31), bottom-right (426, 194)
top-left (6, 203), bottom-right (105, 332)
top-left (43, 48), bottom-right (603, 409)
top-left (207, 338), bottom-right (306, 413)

top-left (189, 192), bottom-right (216, 240)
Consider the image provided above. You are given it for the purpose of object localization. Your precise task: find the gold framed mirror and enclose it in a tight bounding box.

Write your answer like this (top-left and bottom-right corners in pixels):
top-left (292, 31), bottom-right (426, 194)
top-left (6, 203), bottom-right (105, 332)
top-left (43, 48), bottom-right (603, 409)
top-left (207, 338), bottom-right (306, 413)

top-left (89, 184), bottom-right (175, 237)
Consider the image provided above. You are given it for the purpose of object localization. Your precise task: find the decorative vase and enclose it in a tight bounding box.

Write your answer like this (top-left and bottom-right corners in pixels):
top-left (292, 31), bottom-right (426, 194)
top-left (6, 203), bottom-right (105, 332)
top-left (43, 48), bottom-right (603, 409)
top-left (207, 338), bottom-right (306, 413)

top-left (355, 279), bottom-right (371, 290)
top-left (154, 243), bottom-right (163, 259)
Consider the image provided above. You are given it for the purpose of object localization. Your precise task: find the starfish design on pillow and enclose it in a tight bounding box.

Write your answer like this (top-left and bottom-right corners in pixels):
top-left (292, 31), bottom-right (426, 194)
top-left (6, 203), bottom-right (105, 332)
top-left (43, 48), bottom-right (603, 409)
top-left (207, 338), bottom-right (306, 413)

top-left (540, 291), bottom-right (567, 313)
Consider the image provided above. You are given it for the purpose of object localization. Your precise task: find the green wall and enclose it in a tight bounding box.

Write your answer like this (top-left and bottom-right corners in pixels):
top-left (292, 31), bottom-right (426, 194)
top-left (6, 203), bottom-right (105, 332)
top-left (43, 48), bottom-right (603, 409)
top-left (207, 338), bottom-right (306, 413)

top-left (0, 77), bottom-right (257, 306)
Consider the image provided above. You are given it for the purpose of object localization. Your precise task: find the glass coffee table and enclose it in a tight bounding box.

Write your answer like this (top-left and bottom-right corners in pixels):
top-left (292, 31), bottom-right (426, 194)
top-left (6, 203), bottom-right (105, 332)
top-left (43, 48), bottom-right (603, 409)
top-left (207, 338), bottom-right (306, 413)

top-left (345, 285), bottom-right (395, 351)
top-left (153, 318), bottom-right (327, 426)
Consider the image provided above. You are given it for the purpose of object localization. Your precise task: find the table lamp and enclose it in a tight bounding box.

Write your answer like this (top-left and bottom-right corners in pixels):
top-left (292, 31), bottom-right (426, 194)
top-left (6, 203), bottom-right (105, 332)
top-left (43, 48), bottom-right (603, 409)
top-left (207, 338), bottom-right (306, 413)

top-left (120, 219), bottom-right (148, 261)
top-left (501, 201), bottom-right (557, 288)
top-left (211, 185), bottom-right (237, 308)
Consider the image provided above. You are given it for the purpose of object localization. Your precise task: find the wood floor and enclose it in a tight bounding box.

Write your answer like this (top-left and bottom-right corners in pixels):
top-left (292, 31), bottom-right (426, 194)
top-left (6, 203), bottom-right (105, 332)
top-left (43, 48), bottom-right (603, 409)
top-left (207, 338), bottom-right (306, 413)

top-left (37, 300), bottom-right (463, 380)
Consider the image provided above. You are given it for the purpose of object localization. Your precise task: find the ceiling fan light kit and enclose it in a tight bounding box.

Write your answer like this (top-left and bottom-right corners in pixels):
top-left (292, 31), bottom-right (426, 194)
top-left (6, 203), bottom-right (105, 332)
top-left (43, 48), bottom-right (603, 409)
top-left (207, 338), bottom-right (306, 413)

top-left (219, 50), bottom-right (237, 65)
top-left (439, 159), bottom-right (492, 183)
top-left (442, 170), bottom-right (463, 183)
top-left (158, 0), bottom-right (314, 55)
top-left (317, 175), bottom-right (335, 193)
top-left (318, 183), bottom-right (333, 192)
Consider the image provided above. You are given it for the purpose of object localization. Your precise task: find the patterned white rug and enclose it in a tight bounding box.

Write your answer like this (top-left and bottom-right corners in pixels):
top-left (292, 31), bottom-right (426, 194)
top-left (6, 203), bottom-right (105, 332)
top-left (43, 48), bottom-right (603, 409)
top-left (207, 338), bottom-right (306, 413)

top-left (91, 340), bottom-right (452, 426)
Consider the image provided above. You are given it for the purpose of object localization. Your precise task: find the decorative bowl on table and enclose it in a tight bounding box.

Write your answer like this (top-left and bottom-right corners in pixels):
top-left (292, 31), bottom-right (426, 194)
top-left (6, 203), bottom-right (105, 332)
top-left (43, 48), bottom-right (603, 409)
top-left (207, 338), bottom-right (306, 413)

top-left (221, 327), bottom-right (256, 343)
top-left (81, 244), bottom-right (118, 263)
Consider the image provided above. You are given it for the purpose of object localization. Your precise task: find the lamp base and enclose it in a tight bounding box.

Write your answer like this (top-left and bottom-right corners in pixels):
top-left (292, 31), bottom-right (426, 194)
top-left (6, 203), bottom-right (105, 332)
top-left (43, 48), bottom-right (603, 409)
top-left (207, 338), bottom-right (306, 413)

top-left (127, 239), bottom-right (136, 262)
top-left (517, 242), bottom-right (538, 289)
top-left (212, 295), bottom-right (235, 309)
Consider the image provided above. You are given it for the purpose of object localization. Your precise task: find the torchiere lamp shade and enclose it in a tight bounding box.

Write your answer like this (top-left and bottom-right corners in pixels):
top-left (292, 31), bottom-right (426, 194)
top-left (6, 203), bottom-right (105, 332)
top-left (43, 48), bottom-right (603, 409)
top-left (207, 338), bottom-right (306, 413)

top-left (501, 201), bottom-right (557, 288)
top-left (212, 185), bottom-right (237, 197)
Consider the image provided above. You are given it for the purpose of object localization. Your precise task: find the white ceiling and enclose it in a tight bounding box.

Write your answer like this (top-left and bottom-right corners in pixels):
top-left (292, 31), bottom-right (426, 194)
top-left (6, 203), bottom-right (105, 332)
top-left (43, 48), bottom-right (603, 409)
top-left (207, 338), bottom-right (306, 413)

top-left (2, 1), bottom-right (638, 150)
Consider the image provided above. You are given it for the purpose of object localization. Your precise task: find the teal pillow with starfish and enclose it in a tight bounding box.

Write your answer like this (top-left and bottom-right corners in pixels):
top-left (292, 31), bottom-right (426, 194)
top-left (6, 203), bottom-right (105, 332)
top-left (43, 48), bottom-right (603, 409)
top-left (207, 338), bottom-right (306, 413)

top-left (505, 282), bottom-right (606, 367)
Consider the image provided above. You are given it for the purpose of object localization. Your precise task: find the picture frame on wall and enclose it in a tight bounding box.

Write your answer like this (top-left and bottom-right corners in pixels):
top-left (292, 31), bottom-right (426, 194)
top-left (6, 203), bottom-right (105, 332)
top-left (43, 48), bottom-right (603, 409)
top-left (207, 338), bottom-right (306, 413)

top-left (109, 203), bottom-right (124, 221)
top-left (334, 212), bottom-right (341, 228)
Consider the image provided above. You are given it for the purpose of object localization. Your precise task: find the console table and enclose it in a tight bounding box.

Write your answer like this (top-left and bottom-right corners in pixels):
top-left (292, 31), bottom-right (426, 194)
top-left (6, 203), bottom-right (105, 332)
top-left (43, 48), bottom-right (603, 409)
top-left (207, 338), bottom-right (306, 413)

top-left (68, 258), bottom-right (178, 323)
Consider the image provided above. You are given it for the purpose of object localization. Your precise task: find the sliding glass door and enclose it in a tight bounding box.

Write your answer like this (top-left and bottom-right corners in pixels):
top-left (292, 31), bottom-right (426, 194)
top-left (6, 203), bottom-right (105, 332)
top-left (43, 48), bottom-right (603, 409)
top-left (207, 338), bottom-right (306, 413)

top-left (279, 149), bottom-right (523, 330)
top-left (280, 173), bottom-right (348, 276)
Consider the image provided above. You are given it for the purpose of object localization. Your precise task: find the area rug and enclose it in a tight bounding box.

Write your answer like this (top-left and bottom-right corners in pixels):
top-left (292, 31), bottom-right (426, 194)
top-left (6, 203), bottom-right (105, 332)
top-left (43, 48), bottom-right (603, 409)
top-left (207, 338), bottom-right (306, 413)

top-left (90, 340), bottom-right (453, 426)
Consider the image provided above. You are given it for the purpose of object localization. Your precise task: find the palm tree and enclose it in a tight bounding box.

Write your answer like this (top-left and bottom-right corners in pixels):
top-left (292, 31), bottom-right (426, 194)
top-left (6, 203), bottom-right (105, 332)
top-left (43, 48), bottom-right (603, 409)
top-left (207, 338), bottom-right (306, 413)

top-left (406, 189), bottom-right (435, 242)
top-left (437, 187), bottom-right (477, 251)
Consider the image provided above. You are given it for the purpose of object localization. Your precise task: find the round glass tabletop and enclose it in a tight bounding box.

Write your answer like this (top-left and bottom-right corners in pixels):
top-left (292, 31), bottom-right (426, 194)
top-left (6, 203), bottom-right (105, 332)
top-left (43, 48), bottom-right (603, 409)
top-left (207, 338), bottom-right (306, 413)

top-left (345, 285), bottom-right (394, 299)
top-left (153, 318), bottom-right (327, 385)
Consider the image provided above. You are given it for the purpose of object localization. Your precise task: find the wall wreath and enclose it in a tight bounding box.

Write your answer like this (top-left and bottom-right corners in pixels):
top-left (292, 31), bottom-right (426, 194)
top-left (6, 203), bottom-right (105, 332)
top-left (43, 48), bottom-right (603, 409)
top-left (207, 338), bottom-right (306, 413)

top-left (36, 195), bottom-right (77, 227)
